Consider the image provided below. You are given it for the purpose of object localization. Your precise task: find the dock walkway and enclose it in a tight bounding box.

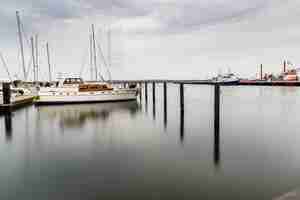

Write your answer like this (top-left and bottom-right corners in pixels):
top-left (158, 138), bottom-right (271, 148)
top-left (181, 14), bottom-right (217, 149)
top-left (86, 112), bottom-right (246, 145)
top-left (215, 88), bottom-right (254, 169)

top-left (0, 95), bottom-right (34, 113)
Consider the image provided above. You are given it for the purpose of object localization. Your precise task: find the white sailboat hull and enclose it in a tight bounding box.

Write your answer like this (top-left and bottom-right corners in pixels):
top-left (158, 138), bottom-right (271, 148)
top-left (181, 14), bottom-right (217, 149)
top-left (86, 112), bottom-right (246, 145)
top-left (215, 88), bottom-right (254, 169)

top-left (36, 89), bottom-right (138, 104)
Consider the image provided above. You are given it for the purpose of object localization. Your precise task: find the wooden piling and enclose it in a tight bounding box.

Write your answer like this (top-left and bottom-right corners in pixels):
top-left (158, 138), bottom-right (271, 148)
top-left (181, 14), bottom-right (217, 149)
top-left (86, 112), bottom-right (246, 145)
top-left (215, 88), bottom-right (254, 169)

top-left (144, 82), bottom-right (148, 103)
top-left (152, 82), bottom-right (156, 103)
top-left (144, 82), bottom-right (148, 113)
top-left (3, 82), bottom-right (11, 105)
top-left (152, 82), bottom-right (156, 119)
top-left (180, 83), bottom-right (184, 109)
top-left (260, 64), bottom-right (263, 80)
top-left (163, 82), bottom-right (167, 128)
top-left (214, 84), bottom-right (220, 166)
top-left (179, 83), bottom-right (184, 142)
top-left (139, 83), bottom-right (142, 102)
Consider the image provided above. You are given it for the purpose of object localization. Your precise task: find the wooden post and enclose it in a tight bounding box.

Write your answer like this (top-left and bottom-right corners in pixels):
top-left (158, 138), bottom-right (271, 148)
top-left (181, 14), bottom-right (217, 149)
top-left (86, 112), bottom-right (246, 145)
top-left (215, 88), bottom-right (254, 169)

top-left (3, 82), bottom-right (11, 104)
top-left (145, 82), bottom-right (148, 101)
top-left (214, 84), bottom-right (220, 166)
top-left (139, 82), bottom-right (142, 102)
top-left (260, 64), bottom-right (263, 80)
top-left (152, 82), bottom-right (156, 119)
top-left (163, 82), bottom-right (167, 129)
top-left (180, 83), bottom-right (184, 110)
top-left (179, 83), bottom-right (184, 142)
top-left (152, 82), bottom-right (156, 103)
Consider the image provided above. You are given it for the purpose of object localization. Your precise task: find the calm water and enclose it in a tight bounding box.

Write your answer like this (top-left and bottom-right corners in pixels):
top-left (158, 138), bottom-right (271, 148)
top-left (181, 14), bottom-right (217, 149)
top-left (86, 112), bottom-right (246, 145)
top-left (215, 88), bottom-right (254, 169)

top-left (1, 84), bottom-right (300, 200)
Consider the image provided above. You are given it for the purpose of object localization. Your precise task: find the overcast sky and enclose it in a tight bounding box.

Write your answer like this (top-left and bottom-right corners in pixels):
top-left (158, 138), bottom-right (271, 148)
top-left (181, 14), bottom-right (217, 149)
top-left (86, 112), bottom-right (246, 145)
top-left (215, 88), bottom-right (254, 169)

top-left (0, 0), bottom-right (299, 80)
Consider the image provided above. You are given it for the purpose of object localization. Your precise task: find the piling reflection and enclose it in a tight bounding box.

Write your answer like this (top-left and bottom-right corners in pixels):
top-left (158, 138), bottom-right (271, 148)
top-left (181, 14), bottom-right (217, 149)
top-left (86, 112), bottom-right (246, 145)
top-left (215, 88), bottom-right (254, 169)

top-left (4, 113), bottom-right (12, 142)
top-left (180, 107), bottom-right (184, 143)
top-left (214, 85), bottom-right (220, 167)
top-left (36, 102), bottom-right (141, 129)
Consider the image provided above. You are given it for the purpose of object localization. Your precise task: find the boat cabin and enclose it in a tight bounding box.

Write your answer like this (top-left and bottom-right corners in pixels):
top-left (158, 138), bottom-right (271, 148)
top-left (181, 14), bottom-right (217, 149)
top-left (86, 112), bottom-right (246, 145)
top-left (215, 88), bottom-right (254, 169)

top-left (63, 78), bottom-right (84, 85)
top-left (79, 84), bottom-right (113, 92)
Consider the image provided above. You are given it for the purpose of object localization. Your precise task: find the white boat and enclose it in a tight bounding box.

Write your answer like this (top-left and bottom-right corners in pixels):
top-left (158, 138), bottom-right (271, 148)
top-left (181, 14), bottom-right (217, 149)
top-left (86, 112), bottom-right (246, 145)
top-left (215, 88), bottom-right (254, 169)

top-left (35, 78), bottom-right (139, 105)
top-left (212, 73), bottom-right (240, 84)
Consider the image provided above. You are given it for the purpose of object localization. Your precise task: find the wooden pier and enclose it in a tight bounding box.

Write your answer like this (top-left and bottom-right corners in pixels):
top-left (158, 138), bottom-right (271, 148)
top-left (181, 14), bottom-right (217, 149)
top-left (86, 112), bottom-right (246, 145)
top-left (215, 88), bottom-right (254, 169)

top-left (1, 79), bottom-right (300, 114)
top-left (0, 96), bottom-right (35, 113)
top-left (112, 79), bottom-right (300, 86)
top-left (0, 83), bottom-right (34, 114)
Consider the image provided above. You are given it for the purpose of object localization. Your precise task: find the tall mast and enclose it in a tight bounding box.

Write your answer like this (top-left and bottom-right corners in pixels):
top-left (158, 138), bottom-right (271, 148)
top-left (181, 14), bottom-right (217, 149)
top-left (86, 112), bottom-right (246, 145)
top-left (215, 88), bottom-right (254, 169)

top-left (92, 24), bottom-right (97, 80)
top-left (16, 11), bottom-right (26, 80)
top-left (107, 28), bottom-right (112, 81)
top-left (35, 34), bottom-right (39, 81)
top-left (89, 34), bottom-right (93, 81)
top-left (46, 42), bottom-right (52, 82)
top-left (108, 28), bottom-right (112, 69)
top-left (30, 36), bottom-right (36, 82)
top-left (0, 52), bottom-right (13, 82)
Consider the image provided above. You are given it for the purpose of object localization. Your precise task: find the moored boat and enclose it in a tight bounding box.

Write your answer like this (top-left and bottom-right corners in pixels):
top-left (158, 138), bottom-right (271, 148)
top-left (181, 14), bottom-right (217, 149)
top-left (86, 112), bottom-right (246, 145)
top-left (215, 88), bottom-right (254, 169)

top-left (35, 77), bottom-right (139, 105)
top-left (211, 73), bottom-right (240, 84)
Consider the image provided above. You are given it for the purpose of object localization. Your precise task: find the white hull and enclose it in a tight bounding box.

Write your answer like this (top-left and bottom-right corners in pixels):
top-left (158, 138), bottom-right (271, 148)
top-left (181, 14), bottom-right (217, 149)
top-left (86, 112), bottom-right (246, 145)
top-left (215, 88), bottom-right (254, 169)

top-left (213, 79), bottom-right (239, 84)
top-left (36, 89), bottom-right (138, 104)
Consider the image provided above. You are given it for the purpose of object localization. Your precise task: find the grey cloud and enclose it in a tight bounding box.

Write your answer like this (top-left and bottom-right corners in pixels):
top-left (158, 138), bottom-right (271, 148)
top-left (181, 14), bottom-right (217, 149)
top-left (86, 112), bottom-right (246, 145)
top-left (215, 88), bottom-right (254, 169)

top-left (156, 1), bottom-right (268, 32)
top-left (121, 0), bottom-right (272, 34)
top-left (0, 0), bottom-right (274, 38)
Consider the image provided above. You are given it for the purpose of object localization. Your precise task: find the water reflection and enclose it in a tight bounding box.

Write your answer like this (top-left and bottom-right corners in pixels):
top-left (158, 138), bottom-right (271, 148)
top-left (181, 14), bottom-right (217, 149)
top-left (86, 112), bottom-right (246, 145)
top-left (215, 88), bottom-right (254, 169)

top-left (4, 113), bottom-right (12, 142)
top-left (214, 107), bottom-right (220, 167)
top-left (180, 107), bottom-right (184, 143)
top-left (153, 100), bottom-right (156, 120)
top-left (1, 85), bottom-right (300, 200)
top-left (36, 102), bottom-right (141, 129)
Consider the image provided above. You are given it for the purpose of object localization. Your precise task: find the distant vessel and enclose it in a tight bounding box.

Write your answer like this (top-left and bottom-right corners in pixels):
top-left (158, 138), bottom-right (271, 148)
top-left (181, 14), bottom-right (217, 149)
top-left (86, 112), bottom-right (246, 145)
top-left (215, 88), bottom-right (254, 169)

top-left (36, 77), bottom-right (139, 104)
top-left (282, 69), bottom-right (298, 81)
top-left (212, 73), bottom-right (240, 84)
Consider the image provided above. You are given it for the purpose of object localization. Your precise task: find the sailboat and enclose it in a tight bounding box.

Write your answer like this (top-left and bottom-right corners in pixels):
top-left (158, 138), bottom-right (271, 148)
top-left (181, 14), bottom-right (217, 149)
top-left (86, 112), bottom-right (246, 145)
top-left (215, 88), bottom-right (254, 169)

top-left (35, 25), bottom-right (139, 105)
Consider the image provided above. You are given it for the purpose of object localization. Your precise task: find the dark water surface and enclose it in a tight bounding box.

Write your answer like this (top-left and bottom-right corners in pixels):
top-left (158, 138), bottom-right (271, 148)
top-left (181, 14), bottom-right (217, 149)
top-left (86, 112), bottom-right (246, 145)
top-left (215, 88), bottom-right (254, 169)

top-left (1, 84), bottom-right (300, 200)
